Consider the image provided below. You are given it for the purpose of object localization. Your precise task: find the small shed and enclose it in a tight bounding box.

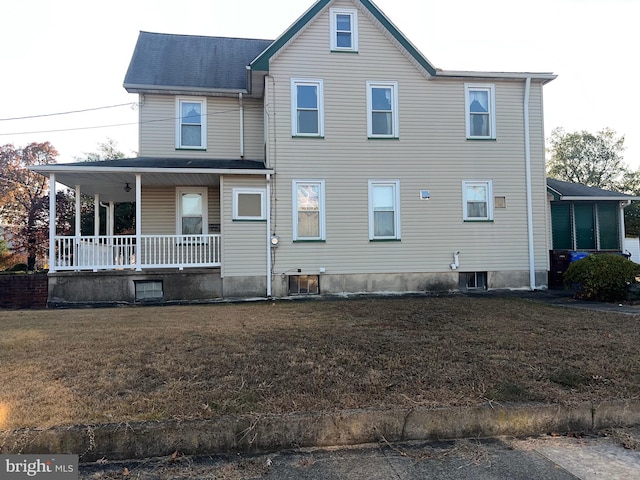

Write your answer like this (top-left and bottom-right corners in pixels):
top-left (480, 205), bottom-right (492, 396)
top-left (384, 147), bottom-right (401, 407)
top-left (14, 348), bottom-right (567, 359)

top-left (547, 178), bottom-right (639, 286)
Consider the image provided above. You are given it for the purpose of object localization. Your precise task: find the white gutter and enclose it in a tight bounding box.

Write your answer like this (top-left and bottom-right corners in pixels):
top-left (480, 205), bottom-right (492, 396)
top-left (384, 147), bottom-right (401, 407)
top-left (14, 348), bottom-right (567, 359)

top-left (524, 77), bottom-right (536, 290)
top-left (436, 70), bottom-right (557, 82)
top-left (124, 83), bottom-right (248, 96)
top-left (31, 166), bottom-right (273, 176)
top-left (559, 196), bottom-right (640, 202)
top-left (239, 92), bottom-right (244, 158)
top-left (266, 173), bottom-right (272, 298)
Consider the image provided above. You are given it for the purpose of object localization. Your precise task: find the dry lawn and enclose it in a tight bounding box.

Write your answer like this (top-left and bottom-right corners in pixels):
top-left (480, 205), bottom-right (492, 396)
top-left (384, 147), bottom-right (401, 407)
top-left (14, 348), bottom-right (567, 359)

top-left (1, 296), bottom-right (639, 431)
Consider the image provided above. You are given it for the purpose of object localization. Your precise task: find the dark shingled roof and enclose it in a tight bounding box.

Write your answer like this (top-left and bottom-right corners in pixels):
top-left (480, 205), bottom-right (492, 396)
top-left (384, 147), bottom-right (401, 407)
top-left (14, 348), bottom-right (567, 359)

top-left (124, 32), bottom-right (273, 91)
top-left (547, 178), bottom-right (635, 199)
top-left (62, 157), bottom-right (267, 170)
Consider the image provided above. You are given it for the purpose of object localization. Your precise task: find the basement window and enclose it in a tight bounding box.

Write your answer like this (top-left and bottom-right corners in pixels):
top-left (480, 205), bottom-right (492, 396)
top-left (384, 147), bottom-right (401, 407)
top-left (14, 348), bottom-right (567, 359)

top-left (289, 275), bottom-right (320, 295)
top-left (135, 280), bottom-right (163, 301)
top-left (459, 272), bottom-right (487, 290)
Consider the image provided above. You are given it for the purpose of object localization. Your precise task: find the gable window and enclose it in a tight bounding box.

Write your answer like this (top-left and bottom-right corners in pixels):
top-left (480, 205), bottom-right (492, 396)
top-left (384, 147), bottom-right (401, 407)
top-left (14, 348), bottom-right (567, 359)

top-left (330, 8), bottom-right (358, 52)
top-left (465, 84), bottom-right (496, 139)
top-left (291, 79), bottom-right (324, 137)
top-left (463, 180), bottom-right (493, 221)
top-left (233, 188), bottom-right (266, 221)
top-left (367, 81), bottom-right (399, 138)
top-left (176, 97), bottom-right (207, 149)
top-left (293, 180), bottom-right (325, 241)
top-left (176, 187), bottom-right (208, 236)
top-left (369, 180), bottom-right (401, 240)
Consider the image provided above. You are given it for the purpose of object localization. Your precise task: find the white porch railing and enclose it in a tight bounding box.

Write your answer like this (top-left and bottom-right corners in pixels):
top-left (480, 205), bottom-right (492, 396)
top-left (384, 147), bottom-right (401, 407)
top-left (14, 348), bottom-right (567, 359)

top-left (53, 234), bottom-right (222, 271)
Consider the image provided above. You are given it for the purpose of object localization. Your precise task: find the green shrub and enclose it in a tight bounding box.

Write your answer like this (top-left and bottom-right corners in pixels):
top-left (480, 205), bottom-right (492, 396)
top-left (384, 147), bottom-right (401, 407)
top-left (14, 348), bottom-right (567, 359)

top-left (564, 253), bottom-right (640, 302)
top-left (8, 263), bottom-right (28, 272)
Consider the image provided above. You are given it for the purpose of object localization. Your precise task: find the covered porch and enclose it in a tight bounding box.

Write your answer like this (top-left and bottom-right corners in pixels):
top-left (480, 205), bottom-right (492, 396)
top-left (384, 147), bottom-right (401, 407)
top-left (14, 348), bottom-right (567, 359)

top-left (32, 158), bottom-right (271, 273)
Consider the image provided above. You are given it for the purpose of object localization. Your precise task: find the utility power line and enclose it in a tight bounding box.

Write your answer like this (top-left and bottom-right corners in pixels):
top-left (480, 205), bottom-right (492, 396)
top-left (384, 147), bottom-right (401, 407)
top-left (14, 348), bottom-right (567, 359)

top-left (0, 102), bottom-right (137, 122)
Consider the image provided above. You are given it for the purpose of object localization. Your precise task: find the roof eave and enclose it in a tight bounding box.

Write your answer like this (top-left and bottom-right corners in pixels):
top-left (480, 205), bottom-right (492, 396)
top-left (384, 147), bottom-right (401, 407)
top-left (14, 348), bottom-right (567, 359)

top-left (557, 196), bottom-right (640, 202)
top-left (435, 70), bottom-right (557, 83)
top-left (124, 83), bottom-right (248, 96)
top-left (30, 165), bottom-right (273, 176)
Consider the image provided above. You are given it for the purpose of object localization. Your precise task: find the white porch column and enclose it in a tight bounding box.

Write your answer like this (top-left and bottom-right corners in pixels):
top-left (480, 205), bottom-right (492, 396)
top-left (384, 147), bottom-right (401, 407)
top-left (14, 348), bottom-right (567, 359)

top-left (135, 174), bottom-right (142, 271)
top-left (48, 173), bottom-right (56, 273)
top-left (109, 201), bottom-right (115, 236)
top-left (94, 194), bottom-right (100, 236)
top-left (75, 185), bottom-right (81, 237)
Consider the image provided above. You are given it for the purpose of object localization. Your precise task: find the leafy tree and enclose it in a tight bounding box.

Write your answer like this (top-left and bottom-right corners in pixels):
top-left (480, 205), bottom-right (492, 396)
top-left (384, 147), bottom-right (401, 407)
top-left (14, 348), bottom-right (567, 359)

top-left (74, 137), bottom-right (127, 162)
top-left (0, 142), bottom-right (59, 270)
top-left (547, 127), bottom-right (629, 191)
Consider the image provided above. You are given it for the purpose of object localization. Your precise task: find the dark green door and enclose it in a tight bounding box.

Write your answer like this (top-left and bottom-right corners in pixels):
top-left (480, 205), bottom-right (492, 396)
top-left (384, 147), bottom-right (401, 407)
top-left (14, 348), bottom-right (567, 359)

top-left (574, 203), bottom-right (595, 249)
top-left (597, 203), bottom-right (619, 250)
top-left (551, 203), bottom-right (572, 250)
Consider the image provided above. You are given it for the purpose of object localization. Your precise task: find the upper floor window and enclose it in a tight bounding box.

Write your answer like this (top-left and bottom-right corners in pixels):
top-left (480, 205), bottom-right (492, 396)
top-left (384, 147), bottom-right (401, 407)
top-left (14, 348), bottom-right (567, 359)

top-left (367, 81), bottom-right (399, 138)
top-left (330, 8), bottom-right (358, 52)
top-left (176, 97), bottom-right (207, 149)
top-left (176, 187), bottom-right (208, 236)
top-left (369, 180), bottom-right (401, 240)
top-left (293, 180), bottom-right (325, 241)
top-left (463, 180), bottom-right (493, 221)
top-left (291, 79), bottom-right (324, 137)
top-left (465, 84), bottom-right (496, 139)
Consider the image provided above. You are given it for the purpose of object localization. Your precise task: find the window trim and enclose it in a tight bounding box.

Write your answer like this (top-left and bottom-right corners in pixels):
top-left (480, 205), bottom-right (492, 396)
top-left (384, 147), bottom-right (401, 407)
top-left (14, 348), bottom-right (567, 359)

top-left (232, 188), bottom-right (266, 221)
top-left (368, 180), bottom-right (401, 240)
top-left (366, 81), bottom-right (399, 139)
top-left (464, 84), bottom-right (496, 140)
top-left (175, 187), bottom-right (209, 237)
top-left (330, 7), bottom-right (358, 52)
top-left (175, 97), bottom-right (207, 149)
top-left (291, 78), bottom-right (324, 137)
top-left (462, 180), bottom-right (494, 221)
top-left (293, 179), bottom-right (326, 241)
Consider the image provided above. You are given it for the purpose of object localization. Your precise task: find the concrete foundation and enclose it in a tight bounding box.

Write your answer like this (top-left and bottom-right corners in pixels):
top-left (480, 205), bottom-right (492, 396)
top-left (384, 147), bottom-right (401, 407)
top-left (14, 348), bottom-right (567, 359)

top-left (48, 269), bottom-right (222, 307)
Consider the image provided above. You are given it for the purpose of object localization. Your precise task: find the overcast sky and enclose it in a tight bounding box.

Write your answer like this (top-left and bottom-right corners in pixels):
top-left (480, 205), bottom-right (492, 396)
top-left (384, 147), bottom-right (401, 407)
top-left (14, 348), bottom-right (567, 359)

top-left (1, 0), bottom-right (638, 168)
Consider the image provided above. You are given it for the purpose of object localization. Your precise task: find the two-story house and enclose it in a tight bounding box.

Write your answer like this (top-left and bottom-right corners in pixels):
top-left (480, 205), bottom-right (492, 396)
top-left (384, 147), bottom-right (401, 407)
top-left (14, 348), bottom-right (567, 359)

top-left (33, 0), bottom-right (556, 306)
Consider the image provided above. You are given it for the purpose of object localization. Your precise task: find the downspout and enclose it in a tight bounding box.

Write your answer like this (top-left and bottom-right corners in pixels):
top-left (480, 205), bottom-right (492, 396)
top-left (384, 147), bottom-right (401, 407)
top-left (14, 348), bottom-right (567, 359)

top-left (48, 173), bottom-right (56, 273)
top-left (239, 92), bottom-right (244, 158)
top-left (266, 173), bottom-right (272, 298)
top-left (524, 77), bottom-right (536, 290)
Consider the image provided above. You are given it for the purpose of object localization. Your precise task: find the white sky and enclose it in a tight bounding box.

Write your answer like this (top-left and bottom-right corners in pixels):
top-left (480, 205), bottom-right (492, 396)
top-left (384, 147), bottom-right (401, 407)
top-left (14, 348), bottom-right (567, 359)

top-left (1, 0), bottom-right (638, 167)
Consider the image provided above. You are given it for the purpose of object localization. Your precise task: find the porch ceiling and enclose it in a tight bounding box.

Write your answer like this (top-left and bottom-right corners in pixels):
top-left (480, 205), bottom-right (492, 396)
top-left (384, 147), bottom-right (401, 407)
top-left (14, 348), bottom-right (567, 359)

top-left (30, 157), bottom-right (271, 203)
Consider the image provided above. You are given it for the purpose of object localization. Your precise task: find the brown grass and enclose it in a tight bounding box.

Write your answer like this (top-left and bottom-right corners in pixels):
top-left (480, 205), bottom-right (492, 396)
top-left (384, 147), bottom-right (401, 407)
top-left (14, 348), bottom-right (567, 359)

top-left (1, 296), bottom-right (639, 430)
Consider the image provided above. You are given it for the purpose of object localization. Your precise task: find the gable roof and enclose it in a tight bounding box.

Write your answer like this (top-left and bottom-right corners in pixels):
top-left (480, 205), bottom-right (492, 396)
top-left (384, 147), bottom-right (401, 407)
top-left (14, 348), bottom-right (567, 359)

top-left (124, 32), bottom-right (273, 94)
top-left (250, 0), bottom-right (437, 76)
top-left (547, 178), bottom-right (640, 201)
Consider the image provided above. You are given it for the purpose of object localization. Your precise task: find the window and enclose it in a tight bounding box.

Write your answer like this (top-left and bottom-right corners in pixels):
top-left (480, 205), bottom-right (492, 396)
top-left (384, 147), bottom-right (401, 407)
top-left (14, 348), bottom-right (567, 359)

top-left (176, 187), bottom-right (208, 236)
top-left (293, 180), bottom-right (325, 241)
top-left (291, 79), bottom-right (324, 137)
top-left (233, 188), bottom-right (266, 221)
top-left (330, 8), bottom-right (358, 52)
top-left (176, 97), bottom-right (207, 149)
top-left (459, 272), bottom-right (487, 290)
top-left (367, 81), bottom-right (399, 138)
top-left (135, 281), bottom-right (163, 301)
top-left (463, 180), bottom-right (493, 221)
top-left (369, 180), bottom-right (401, 240)
top-left (465, 84), bottom-right (496, 139)
top-left (289, 275), bottom-right (320, 295)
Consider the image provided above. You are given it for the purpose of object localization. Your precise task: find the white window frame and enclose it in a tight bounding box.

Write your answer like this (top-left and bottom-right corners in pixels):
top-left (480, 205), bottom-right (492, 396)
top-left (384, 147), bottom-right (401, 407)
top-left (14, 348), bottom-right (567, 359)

top-left (176, 187), bottom-right (209, 237)
top-left (293, 180), bottom-right (326, 241)
top-left (462, 180), bottom-right (494, 221)
top-left (368, 180), bottom-right (401, 240)
top-left (330, 8), bottom-right (358, 52)
top-left (232, 188), bottom-right (266, 221)
top-left (464, 84), bottom-right (496, 139)
top-left (291, 78), bottom-right (324, 137)
top-left (175, 97), bottom-right (207, 149)
top-left (366, 81), bottom-right (399, 138)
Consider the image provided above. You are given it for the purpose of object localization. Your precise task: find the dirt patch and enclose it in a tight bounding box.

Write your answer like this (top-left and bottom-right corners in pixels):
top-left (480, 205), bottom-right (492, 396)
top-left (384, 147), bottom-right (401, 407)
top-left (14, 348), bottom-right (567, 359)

top-left (1, 296), bottom-right (639, 430)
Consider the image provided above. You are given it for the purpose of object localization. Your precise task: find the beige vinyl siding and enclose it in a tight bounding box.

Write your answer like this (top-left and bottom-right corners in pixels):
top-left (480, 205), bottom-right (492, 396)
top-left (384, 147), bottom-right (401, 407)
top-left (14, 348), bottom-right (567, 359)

top-left (266, 0), bottom-right (549, 277)
top-left (221, 175), bottom-right (268, 277)
top-left (139, 94), bottom-right (264, 161)
top-left (140, 186), bottom-right (220, 235)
